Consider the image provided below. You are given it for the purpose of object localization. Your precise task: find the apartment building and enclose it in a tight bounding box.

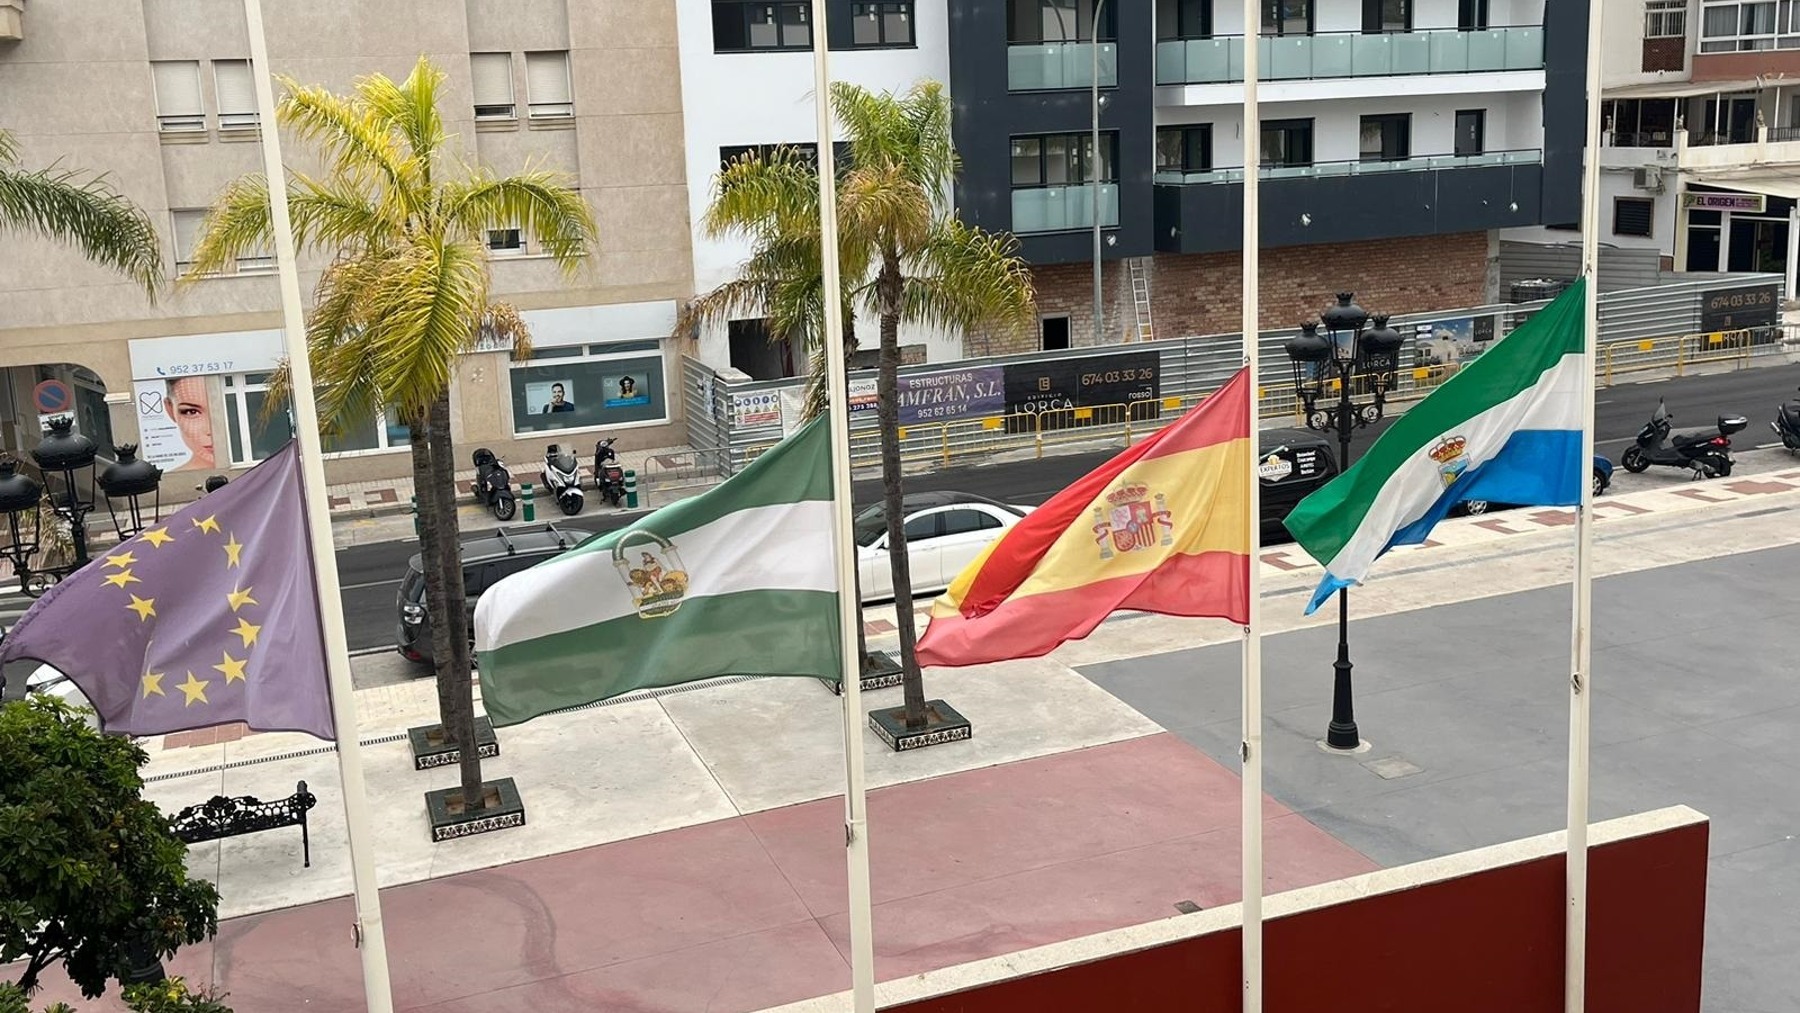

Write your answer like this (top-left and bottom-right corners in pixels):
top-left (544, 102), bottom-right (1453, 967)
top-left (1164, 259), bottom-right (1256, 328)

top-left (0, 0), bottom-right (692, 488)
top-left (1512, 0), bottom-right (1800, 288)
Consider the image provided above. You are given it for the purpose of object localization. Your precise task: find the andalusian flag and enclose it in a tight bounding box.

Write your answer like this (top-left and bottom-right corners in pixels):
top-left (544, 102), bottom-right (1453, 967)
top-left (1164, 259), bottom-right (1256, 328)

top-left (475, 417), bottom-right (839, 725)
top-left (1286, 279), bottom-right (1587, 614)
top-left (916, 369), bottom-right (1252, 667)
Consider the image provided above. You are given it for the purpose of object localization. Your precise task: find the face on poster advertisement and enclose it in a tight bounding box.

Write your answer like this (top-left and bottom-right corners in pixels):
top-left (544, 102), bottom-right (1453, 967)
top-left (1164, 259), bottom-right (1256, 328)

top-left (603, 374), bottom-right (651, 408)
top-left (136, 376), bottom-right (217, 472)
top-left (529, 380), bottom-right (578, 416)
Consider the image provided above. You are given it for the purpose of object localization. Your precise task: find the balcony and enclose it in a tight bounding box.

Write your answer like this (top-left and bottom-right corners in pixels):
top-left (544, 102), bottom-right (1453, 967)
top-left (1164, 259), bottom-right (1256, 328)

top-left (1011, 183), bottom-right (1120, 234)
top-left (1155, 27), bottom-right (1543, 86)
top-left (1008, 41), bottom-right (1119, 92)
top-left (1154, 150), bottom-right (1542, 254)
top-left (1675, 126), bottom-right (1800, 174)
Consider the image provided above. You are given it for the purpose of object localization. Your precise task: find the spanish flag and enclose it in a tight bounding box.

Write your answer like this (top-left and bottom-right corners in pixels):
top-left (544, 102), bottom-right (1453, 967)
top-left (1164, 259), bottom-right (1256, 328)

top-left (916, 368), bottom-right (1252, 667)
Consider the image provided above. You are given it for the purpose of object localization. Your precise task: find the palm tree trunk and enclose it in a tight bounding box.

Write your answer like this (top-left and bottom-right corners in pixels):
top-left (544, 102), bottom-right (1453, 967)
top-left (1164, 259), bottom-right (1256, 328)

top-left (427, 391), bottom-right (484, 810)
top-left (875, 259), bottom-right (926, 729)
top-left (408, 412), bottom-right (459, 733)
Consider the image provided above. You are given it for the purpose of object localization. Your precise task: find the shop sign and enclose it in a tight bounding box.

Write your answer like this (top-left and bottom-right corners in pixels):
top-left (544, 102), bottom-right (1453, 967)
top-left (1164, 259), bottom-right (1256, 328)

top-left (1681, 192), bottom-right (1766, 213)
top-left (895, 367), bottom-right (1005, 425)
top-left (1002, 351), bottom-right (1159, 431)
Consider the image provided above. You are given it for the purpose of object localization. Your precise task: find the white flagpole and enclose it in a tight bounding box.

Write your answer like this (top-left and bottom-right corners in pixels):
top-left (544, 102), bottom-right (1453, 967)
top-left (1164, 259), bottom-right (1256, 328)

top-left (1239, 1), bottom-right (1264, 1011)
top-left (242, 3), bottom-right (395, 1010)
top-left (1567, 0), bottom-right (1606, 1009)
top-left (809, 2), bottom-right (877, 1009)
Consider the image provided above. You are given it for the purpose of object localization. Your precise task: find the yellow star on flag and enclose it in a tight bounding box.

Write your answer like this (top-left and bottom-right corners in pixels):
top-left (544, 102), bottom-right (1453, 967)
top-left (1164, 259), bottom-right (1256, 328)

top-left (213, 651), bottom-right (248, 684)
top-left (223, 534), bottom-right (244, 568)
top-left (140, 671), bottom-right (165, 698)
top-left (177, 671), bottom-right (209, 707)
top-left (193, 514), bottom-right (221, 534)
top-left (102, 569), bottom-right (140, 589)
top-left (230, 617), bottom-right (261, 648)
top-left (104, 551), bottom-right (137, 569)
top-left (125, 595), bottom-right (156, 621)
top-left (226, 585), bottom-right (258, 612)
top-left (142, 528), bottom-right (174, 548)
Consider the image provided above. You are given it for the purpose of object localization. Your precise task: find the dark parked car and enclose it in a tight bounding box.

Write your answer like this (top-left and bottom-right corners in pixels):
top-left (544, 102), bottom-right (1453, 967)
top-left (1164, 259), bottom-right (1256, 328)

top-left (1257, 428), bottom-right (1340, 543)
top-left (396, 523), bottom-right (592, 668)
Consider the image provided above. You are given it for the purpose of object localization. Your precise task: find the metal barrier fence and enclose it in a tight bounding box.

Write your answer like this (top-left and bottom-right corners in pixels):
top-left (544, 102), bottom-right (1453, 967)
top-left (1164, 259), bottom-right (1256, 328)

top-left (1599, 328), bottom-right (1770, 385)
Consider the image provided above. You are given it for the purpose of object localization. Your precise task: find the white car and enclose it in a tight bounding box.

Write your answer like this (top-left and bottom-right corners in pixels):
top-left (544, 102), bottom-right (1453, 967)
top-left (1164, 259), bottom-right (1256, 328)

top-left (24, 662), bottom-right (100, 729)
top-left (853, 492), bottom-right (1032, 602)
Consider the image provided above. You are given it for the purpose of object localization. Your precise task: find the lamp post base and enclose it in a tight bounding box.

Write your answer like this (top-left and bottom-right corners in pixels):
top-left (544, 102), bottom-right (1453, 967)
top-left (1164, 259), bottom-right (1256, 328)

top-left (1323, 723), bottom-right (1364, 752)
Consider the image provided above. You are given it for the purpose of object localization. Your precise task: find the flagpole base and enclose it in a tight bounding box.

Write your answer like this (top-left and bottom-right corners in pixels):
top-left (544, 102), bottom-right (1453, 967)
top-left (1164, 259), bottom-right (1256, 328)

top-left (819, 650), bottom-right (905, 695)
top-left (407, 715), bottom-right (501, 771)
top-left (425, 777), bottom-right (526, 843)
top-left (869, 700), bottom-right (972, 752)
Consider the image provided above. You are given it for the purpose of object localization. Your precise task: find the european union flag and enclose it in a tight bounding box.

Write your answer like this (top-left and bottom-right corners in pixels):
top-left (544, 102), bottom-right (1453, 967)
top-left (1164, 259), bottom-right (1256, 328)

top-left (0, 442), bottom-right (335, 739)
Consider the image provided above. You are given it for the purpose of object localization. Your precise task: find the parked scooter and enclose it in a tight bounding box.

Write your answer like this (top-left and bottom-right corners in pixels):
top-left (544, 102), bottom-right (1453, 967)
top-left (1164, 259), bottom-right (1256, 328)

top-left (469, 448), bottom-right (518, 521)
top-left (540, 444), bottom-right (585, 515)
top-left (1771, 386), bottom-right (1800, 453)
top-left (593, 437), bottom-right (626, 507)
top-left (1619, 399), bottom-right (1745, 479)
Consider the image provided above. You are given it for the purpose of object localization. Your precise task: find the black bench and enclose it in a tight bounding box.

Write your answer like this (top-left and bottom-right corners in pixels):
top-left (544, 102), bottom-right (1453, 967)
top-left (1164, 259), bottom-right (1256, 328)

top-left (169, 780), bottom-right (318, 867)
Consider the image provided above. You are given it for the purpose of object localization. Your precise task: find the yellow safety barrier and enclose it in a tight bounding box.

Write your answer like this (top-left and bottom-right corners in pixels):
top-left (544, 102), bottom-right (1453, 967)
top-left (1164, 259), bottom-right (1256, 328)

top-left (1601, 329), bottom-right (1752, 386)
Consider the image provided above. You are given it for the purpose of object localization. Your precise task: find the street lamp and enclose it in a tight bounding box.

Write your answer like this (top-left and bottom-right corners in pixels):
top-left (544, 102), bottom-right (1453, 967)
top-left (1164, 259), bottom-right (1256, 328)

top-left (28, 415), bottom-right (99, 569)
top-left (1284, 293), bottom-right (1404, 751)
top-left (0, 454), bottom-right (45, 590)
top-left (98, 443), bottom-right (164, 542)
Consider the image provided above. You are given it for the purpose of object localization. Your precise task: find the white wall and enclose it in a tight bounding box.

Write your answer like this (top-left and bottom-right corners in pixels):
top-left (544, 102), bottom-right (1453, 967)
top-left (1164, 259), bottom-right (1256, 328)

top-left (1602, 0), bottom-right (1698, 89)
top-left (674, 0), bottom-right (955, 369)
top-left (1502, 170), bottom-right (1675, 253)
top-left (1159, 91), bottom-right (1544, 165)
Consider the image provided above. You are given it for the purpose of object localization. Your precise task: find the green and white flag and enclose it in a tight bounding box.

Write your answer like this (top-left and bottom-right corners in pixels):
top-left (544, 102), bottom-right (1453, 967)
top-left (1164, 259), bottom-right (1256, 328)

top-left (475, 418), bottom-right (840, 726)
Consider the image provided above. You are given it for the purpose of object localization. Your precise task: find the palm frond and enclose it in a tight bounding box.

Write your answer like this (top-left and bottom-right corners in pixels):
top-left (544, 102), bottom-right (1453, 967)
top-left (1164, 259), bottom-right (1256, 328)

top-left (481, 301), bottom-right (534, 362)
top-left (704, 150), bottom-right (822, 242)
top-left (277, 77), bottom-right (421, 216)
top-left (438, 169), bottom-right (597, 267)
top-left (181, 174), bottom-right (271, 281)
top-left (354, 236), bottom-right (491, 411)
top-left (362, 57), bottom-right (448, 173)
top-left (0, 153), bottom-right (164, 296)
top-left (898, 219), bottom-right (1037, 335)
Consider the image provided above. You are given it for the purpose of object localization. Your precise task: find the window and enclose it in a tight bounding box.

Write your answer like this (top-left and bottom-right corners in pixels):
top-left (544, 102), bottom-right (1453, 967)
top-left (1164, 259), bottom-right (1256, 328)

top-left (902, 512), bottom-right (943, 541)
top-left (719, 141), bottom-right (852, 173)
top-left (1010, 132), bottom-right (1118, 187)
top-left (1700, 1), bottom-right (1779, 51)
top-left (1363, 0), bottom-right (1410, 33)
top-left (1008, 0), bottom-right (1116, 43)
top-left (1614, 197), bottom-right (1656, 237)
top-left (1260, 119), bottom-right (1313, 167)
top-left (1263, 0), bottom-right (1312, 36)
top-left (1158, 0), bottom-right (1214, 40)
top-left (487, 228), bottom-right (526, 256)
top-left (151, 61), bottom-right (204, 131)
top-left (713, 0), bottom-right (812, 52)
top-left (470, 52), bottom-right (515, 119)
top-left (525, 51), bottom-right (574, 119)
top-left (220, 373), bottom-right (410, 466)
top-left (509, 345), bottom-right (668, 434)
top-left (941, 509), bottom-right (1004, 536)
top-left (212, 60), bottom-right (258, 129)
top-left (1458, 0), bottom-right (1489, 30)
top-left (1455, 109), bottom-right (1486, 156)
top-left (1645, 0), bottom-right (1686, 38)
top-left (1359, 113), bottom-right (1411, 162)
top-left (850, 2), bottom-right (915, 47)
top-left (171, 210), bottom-right (207, 271)
top-left (1156, 125), bottom-right (1213, 174)
top-left (237, 240), bottom-right (274, 274)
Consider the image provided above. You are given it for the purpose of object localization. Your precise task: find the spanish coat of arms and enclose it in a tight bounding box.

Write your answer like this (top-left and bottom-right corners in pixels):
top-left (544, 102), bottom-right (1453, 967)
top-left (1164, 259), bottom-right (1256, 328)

top-left (1091, 483), bottom-right (1175, 560)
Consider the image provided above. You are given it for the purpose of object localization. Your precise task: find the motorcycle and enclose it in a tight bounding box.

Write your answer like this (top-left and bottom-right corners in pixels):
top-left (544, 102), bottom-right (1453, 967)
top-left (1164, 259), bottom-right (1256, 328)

top-left (593, 437), bottom-right (626, 508)
top-left (1619, 399), bottom-right (1745, 480)
top-left (540, 444), bottom-right (585, 515)
top-left (1771, 386), bottom-right (1800, 453)
top-left (469, 448), bottom-right (518, 521)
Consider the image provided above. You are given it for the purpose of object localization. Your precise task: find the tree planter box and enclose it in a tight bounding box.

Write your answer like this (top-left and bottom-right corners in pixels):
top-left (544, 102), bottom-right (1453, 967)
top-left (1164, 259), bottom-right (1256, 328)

top-left (869, 699), bottom-right (972, 751)
top-left (820, 650), bottom-right (907, 695)
top-left (424, 777), bottom-right (525, 843)
top-left (407, 715), bottom-right (499, 771)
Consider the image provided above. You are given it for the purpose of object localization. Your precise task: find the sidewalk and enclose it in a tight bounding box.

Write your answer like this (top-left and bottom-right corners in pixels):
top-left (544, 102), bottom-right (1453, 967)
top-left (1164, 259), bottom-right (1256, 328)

top-left (12, 463), bottom-right (1800, 1010)
top-left (323, 442), bottom-right (704, 519)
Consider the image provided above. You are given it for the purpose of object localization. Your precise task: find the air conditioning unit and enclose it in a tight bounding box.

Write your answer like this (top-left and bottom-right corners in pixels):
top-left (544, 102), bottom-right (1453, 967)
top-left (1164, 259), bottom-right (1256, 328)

top-left (1634, 166), bottom-right (1665, 193)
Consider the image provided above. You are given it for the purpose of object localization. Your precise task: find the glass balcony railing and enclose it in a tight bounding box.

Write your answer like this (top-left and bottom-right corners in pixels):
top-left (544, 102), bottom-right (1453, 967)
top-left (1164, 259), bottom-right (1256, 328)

top-left (1154, 149), bottom-right (1541, 185)
top-left (1011, 183), bottom-right (1120, 233)
top-left (1008, 41), bottom-right (1119, 92)
top-left (1155, 27), bottom-right (1543, 86)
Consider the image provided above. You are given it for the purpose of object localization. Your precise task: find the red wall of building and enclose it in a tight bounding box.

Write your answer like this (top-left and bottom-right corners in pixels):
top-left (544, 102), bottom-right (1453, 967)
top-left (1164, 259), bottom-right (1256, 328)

top-left (887, 822), bottom-right (1709, 1013)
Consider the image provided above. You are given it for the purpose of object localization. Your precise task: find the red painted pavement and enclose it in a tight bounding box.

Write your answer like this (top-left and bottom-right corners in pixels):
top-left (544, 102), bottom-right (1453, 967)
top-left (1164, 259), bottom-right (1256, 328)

top-left (15, 734), bottom-right (1373, 1013)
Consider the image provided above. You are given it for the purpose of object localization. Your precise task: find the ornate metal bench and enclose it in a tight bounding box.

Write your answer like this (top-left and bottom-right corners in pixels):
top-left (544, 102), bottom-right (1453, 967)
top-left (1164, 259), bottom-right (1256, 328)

top-left (169, 780), bottom-right (318, 867)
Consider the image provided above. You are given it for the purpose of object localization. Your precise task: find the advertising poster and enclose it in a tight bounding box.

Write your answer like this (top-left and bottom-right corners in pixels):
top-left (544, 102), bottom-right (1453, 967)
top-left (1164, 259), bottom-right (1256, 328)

top-left (135, 376), bottom-right (218, 473)
top-left (1700, 285), bottom-right (1777, 334)
top-left (526, 380), bottom-right (581, 417)
top-left (894, 367), bottom-right (1005, 426)
top-left (601, 373), bottom-right (652, 408)
top-left (1002, 351), bottom-right (1159, 432)
top-left (731, 390), bottom-right (783, 427)
top-left (848, 377), bottom-right (879, 413)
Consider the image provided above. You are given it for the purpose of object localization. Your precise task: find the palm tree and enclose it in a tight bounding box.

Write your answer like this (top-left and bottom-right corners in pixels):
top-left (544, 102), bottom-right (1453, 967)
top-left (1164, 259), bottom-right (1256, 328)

top-left (683, 81), bottom-right (1034, 731)
top-left (0, 128), bottom-right (163, 295)
top-left (185, 58), bottom-right (597, 811)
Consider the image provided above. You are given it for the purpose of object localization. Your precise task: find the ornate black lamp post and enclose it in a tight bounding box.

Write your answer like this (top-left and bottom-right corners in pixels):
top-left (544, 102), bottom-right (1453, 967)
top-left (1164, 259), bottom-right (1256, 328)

top-left (1283, 293), bottom-right (1404, 751)
top-left (27, 415), bottom-right (99, 572)
top-left (0, 422), bottom-right (164, 598)
top-left (98, 443), bottom-right (164, 542)
top-left (0, 453), bottom-right (46, 592)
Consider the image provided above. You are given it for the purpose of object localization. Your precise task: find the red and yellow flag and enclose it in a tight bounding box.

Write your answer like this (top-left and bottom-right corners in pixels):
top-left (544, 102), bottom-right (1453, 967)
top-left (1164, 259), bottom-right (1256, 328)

top-left (915, 368), bottom-right (1252, 667)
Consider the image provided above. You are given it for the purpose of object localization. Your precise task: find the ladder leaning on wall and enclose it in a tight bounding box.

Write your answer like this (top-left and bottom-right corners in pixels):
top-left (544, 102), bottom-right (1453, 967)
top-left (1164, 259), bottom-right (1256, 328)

top-left (1127, 257), bottom-right (1155, 343)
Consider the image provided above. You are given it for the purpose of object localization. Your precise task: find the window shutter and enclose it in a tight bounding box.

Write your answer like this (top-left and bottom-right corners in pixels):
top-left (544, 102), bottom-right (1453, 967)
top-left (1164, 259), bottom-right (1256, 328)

top-left (525, 51), bottom-right (573, 118)
top-left (470, 52), bottom-right (515, 118)
top-left (151, 61), bottom-right (204, 130)
top-left (213, 60), bottom-right (259, 129)
top-left (172, 210), bottom-right (206, 266)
